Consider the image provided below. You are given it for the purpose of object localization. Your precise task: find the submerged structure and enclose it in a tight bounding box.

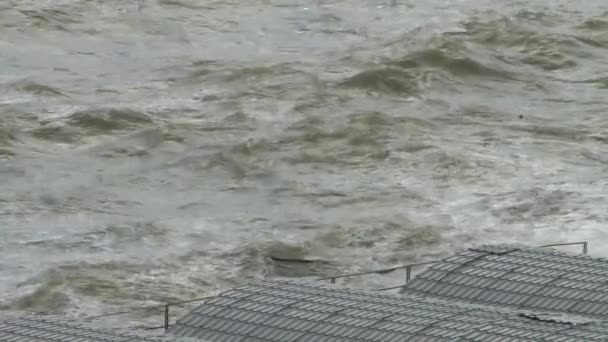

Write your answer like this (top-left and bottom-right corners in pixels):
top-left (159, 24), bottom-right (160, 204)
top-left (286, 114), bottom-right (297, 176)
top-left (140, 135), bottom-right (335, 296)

top-left (168, 279), bottom-right (608, 341)
top-left (3, 243), bottom-right (608, 342)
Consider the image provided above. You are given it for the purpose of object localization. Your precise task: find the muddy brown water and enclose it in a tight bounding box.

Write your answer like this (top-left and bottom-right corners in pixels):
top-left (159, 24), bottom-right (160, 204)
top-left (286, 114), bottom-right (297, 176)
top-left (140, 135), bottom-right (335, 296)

top-left (1, 0), bottom-right (607, 328)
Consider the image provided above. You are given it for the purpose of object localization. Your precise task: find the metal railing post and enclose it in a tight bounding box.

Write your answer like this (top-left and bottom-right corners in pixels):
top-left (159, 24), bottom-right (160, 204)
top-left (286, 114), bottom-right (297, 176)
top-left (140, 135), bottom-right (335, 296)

top-left (406, 266), bottom-right (412, 284)
top-left (331, 277), bottom-right (336, 284)
top-left (583, 242), bottom-right (588, 254)
top-left (164, 304), bottom-right (170, 332)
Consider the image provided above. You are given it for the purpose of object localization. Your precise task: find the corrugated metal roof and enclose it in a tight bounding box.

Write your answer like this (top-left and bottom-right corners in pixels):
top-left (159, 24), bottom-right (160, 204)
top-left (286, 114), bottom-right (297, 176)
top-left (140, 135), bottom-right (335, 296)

top-left (0, 317), bottom-right (200, 342)
top-left (405, 243), bottom-right (608, 319)
top-left (167, 280), bottom-right (608, 342)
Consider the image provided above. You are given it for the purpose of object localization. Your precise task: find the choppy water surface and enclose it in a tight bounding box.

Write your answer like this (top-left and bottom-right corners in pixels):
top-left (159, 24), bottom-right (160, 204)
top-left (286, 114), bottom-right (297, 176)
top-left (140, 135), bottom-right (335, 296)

top-left (2, 0), bottom-right (608, 327)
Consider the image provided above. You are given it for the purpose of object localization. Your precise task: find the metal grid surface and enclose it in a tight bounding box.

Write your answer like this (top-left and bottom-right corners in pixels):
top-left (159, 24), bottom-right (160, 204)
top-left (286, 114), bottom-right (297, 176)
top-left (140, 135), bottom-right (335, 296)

top-left (168, 280), bottom-right (608, 342)
top-left (405, 244), bottom-right (608, 318)
top-left (0, 317), bottom-right (195, 342)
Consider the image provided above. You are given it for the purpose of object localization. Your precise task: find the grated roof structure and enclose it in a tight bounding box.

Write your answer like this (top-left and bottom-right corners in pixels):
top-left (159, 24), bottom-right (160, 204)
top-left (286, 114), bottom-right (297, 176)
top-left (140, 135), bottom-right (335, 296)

top-left (168, 280), bottom-right (608, 342)
top-left (404, 244), bottom-right (608, 319)
top-left (0, 317), bottom-right (200, 342)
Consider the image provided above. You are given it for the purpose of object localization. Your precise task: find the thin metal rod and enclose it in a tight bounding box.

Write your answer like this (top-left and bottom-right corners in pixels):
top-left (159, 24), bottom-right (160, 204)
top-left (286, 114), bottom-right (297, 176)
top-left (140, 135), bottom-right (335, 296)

top-left (318, 260), bottom-right (439, 282)
top-left (539, 241), bottom-right (587, 247)
top-left (374, 285), bottom-right (407, 291)
top-left (164, 304), bottom-right (170, 333)
top-left (84, 305), bottom-right (165, 320)
top-left (539, 241), bottom-right (588, 254)
top-left (135, 325), bottom-right (168, 331)
top-left (166, 295), bottom-right (215, 306)
top-left (318, 268), bottom-right (399, 281)
top-left (406, 266), bottom-right (412, 284)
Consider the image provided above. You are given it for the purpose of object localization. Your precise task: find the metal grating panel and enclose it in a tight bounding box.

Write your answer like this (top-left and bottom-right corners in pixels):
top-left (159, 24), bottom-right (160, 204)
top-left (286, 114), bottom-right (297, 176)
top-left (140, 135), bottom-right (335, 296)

top-left (405, 244), bottom-right (608, 320)
top-left (0, 317), bottom-right (197, 342)
top-left (168, 280), bottom-right (608, 342)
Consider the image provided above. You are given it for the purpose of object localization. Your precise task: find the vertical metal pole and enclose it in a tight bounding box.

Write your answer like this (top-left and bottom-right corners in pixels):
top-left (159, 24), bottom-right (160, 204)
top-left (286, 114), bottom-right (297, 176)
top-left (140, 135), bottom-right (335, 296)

top-left (583, 242), bottom-right (588, 255)
top-left (164, 304), bottom-right (170, 332)
top-left (406, 266), bottom-right (412, 284)
top-left (331, 277), bottom-right (336, 284)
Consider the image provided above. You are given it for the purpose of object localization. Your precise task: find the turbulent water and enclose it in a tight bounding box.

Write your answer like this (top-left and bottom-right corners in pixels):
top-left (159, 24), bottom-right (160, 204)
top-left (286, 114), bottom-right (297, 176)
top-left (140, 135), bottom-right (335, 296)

top-left (1, 0), bottom-right (608, 329)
